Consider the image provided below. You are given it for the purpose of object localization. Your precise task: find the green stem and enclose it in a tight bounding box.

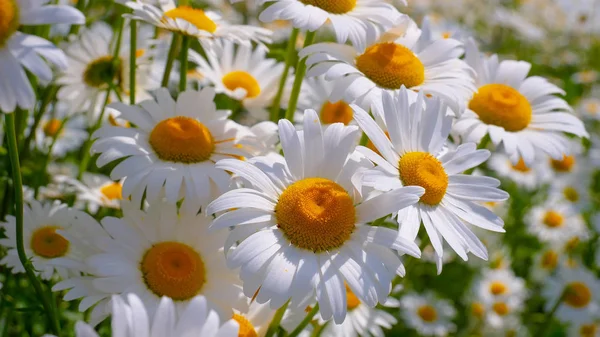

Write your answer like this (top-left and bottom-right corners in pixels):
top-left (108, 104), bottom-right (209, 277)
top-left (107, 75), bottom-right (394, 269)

top-left (161, 34), bottom-right (181, 88)
top-left (36, 117), bottom-right (69, 199)
top-left (288, 304), bottom-right (319, 337)
top-left (77, 89), bottom-right (112, 180)
top-left (69, 0), bottom-right (86, 35)
top-left (112, 18), bottom-right (125, 61)
top-left (284, 31), bottom-right (316, 121)
top-left (535, 288), bottom-right (566, 337)
top-left (270, 28), bottom-right (299, 122)
top-left (4, 113), bottom-right (61, 335)
top-left (21, 86), bottom-right (57, 160)
top-left (359, 132), bottom-right (369, 146)
top-left (264, 301), bottom-right (289, 337)
top-left (179, 36), bottom-right (190, 92)
top-left (129, 21), bottom-right (137, 105)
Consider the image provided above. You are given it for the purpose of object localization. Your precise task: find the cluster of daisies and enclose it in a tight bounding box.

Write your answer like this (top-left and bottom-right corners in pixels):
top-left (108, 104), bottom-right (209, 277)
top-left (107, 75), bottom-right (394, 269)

top-left (0, 0), bottom-right (599, 336)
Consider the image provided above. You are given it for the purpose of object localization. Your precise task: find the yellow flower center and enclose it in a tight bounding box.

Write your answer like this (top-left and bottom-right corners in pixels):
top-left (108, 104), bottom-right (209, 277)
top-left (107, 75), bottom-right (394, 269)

top-left (399, 152), bottom-right (448, 205)
top-left (550, 155), bottom-right (575, 173)
top-left (43, 119), bottom-right (63, 137)
top-left (222, 71), bottom-right (261, 99)
top-left (541, 250), bottom-right (558, 270)
top-left (580, 324), bottom-right (597, 337)
top-left (83, 55), bottom-right (122, 88)
top-left (141, 241), bottom-right (205, 301)
top-left (0, 0), bottom-right (19, 47)
top-left (469, 84), bottom-right (532, 132)
top-left (492, 302), bottom-right (509, 316)
top-left (356, 42), bottom-right (425, 90)
top-left (563, 186), bottom-right (580, 203)
top-left (164, 6), bottom-right (217, 33)
top-left (320, 101), bottom-right (353, 125)
top-left (100, 182), bottom-right (122, 200)
top-left (300, 0), bottom-right (356, 14)
top-left (584, 102), bottom-right (599, 115)
top-left (565, 237), bottom-right (580, 252)
top-left (564, 282), bottom-right (592, 308)
top-left (510, 158), bottom-right (530, 172)
top-left (543, 210), bottom-right (564, 228)
top-left (275, 178), bottom-right (356, 252)
top-left (490, 281), bottom-right (508, 296)
top-left (232, 314), bottom-right (258, 337)
top-left (149, 116), bottom-right (215, 163)
top-left (30, 226), bottom-right (70, 259)
top-left (417, 305), bottom-right (438, 322)
top-left (471, 302), bottom-right (485, 318)
top-left (346, 284), bottom-right (361, 310)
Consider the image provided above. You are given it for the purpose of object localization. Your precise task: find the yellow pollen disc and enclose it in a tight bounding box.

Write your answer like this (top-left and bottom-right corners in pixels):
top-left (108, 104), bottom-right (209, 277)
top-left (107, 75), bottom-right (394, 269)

top-left (222, 71), bottom-right (261, 99)
top-left (399, 152), bottom-right (448, 205)
top-left (564, 282), bottom-right (592, 308)
top-left (541, 250), bottom-right (558, 270)
top-left (43, 119), bottom-right (62, 137)
top-left (442, 32), bottom-right (452, 39)
top-left (100, 182), bottom-right (122, 200)
top-left (490, 281), bottom-right (508, 296)
top-left (30, 226), bottom-right (70, 259)
top-left (550, 155), bottom-right (575, 173)
top-left (300, 0), bottom-right (356, 14)
top-left (0, 0), bottom-right (19, 47)
top-left (543, 210), bottom-right (564, 228)
top-left (275, 177), bottom-right (356, 252)
top-left (565, 237), bottom-right (580, 252)
top-left (469, 84), bottom-right (532, 132)
top-left (492, 302), bottom-right (510, 316)
top-left (141, 241), bottom-right (205, 301)
top-left (164, 6), bottom-right (217, 33)
top-left (417, 305), bottom-right (438, 322)
top-left (149, 116), bottom-right (215, 163)
top-left (83, 55), bottom-right (122, 88)
top-left (356, 42), bottom-right (425, 90)
top-left (471, 302), bottom-right (485, 318)
top-left (584, 102), bottom-right (598, 115)
top-left (232, 314), bottom-right (258, 337)
top-left (345, 284), bottom-right (361, 310)
top-left (563, 186), bottom-right (580, 203)
top-left (320, 101), bottom-right (353, 125)
top-left (510, 158), bottom-right (530, 173)
top-left (580, 324), bottom-right (597, 337)
top-left (135, 49), bottom-right (146, 58)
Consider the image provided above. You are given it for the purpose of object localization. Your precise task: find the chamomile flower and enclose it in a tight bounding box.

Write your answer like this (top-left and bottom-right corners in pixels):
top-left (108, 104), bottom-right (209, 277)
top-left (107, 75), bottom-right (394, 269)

top-left (400, 292), bottom-right (456, 336)
top-left (543, 266), bottom-right (600, 324)
top-left (44, 294), bottom-right (240, 337)
top-left (0, 0), bottom-right (84, 112)
top-left (526, 201), bottom-right (588, 245)
top-left (569, 321), bottom-right (600, 337)
top-left (190, 40), bottom-right (293, 121)
top-left (35, 112), bottom-right (88, 158)
top-left (354, 89), bottom-right (508, 271)
top-left (488, 153), bottom-right (549, 190)
top-left (531, 247), bottom-right (565, 282)
top-left (56, 173), bottom-right (122, 213)
top-left (232, 300), bottom-right (275, 337)
top-left (91, 87), bottom-right (256, 211)
top-left (301, 16), bottom-right (475, 114)
top-left (56, 22), bottom-right (154, 123)
top-left (297, 75), bottom-right (354, 126)
top-left (548, 172), bottom-right (591, 211)
top-left (259, 0), bottom-right (403, 50)
top-left (577, 97), bottom-right (600, 120)
top-left (0, 199), bottom-right (106, 280)
top-left (207, 109), bottom-right (424, 323)
top-left (54, 200), bottom-right (247, 325)
top-left (126, 0), bottom-right (271, 46)
top-left (471, 269), bottom-right (526, 328)
top-left (453, 39), bottom-right (588, 166)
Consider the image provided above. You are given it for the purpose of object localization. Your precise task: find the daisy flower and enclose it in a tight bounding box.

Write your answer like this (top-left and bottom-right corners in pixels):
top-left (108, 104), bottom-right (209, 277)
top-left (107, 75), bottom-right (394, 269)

top-left (488, 153), bottom-right (550, 190)
top-left (353, 89), bottom-right (509, 271)
top-left (577, 96), bottom-right (600, 120)
top-left (207, 109), bottom-right (424, 323)
top-left (55, 173), bottom-right (122, 213)
top-left (543, 266), bottom-right (600, 324)
top-left (297, 75), bottom-right (354, 126)
top-left (35, 106), bottom-right (88, 158)
top-left (258, 0), bottom-right (403, 50)
top-left (43, 294), bottom-right (239, 337)
top-left (53, 199), bottom-right (247, 325)
top-left (0, 0), bottom-right (84, 113)
top-left (548, 172), bottom-right (591, 211)
top-left (125, 0), bottom-right (272, 46)
top-left (452, 39), bottom-right (588, 165)
top-left (232, 300), bottom-right (275, 337)
top-left (526, 201), bottom-right (588, 245)
top-left (300, 16), bottom-right (475, 114)
top-left (531, 247), bottom-right (568, 282)
top-left (56, 22), bottom-right (155, 123)
top-left (472, 269), bottom-right (526, 328)
top-left (569, 321), bottom-right (600, 337)
top-left (91, 87), bottom-right (256, 211)
top-left (0, 199), bottom-right (107, 280)
top-left (190, 40), bottom-right (293, 121)
top-left (400, 292), bottom-right (456, 336)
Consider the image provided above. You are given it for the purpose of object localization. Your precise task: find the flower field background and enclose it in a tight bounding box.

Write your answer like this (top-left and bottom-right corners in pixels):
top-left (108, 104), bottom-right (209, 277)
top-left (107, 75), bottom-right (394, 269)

top-left (0, 0), bottom-right (599, 336)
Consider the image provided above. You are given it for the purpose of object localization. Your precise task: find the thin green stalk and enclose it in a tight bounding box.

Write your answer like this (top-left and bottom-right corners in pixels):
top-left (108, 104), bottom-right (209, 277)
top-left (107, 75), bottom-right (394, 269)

top-left (179, 36), bottom-right (190, 92)
top-left (4, 113), bottom-right (61, 335)
top-left (288, 304), bottom-right (319, 337)
top-left (359, 132), bottom-right (369, 146)
top-left (68, 0), bottom-right (86, 35)
top-left (284, 31), bottom-right (316, 121)
top-left (264, 301), bottom-right (290, 337)
top-left (77, 89), bottom-right (112, 179)
top-left (270, 28), bottom-right (299, 122)
top-left (21, 86), bottom-right (58, 159)
top-left (535, 288), bottom-right (566, 337)
top-left (36, 117), bottom-right (69, 198)
top-left (129, 21), bottom-right (137, 105)
top-left (112, 18), bottom-right (125, 61)
top-left (161, 34), bottom-right (181, 88)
